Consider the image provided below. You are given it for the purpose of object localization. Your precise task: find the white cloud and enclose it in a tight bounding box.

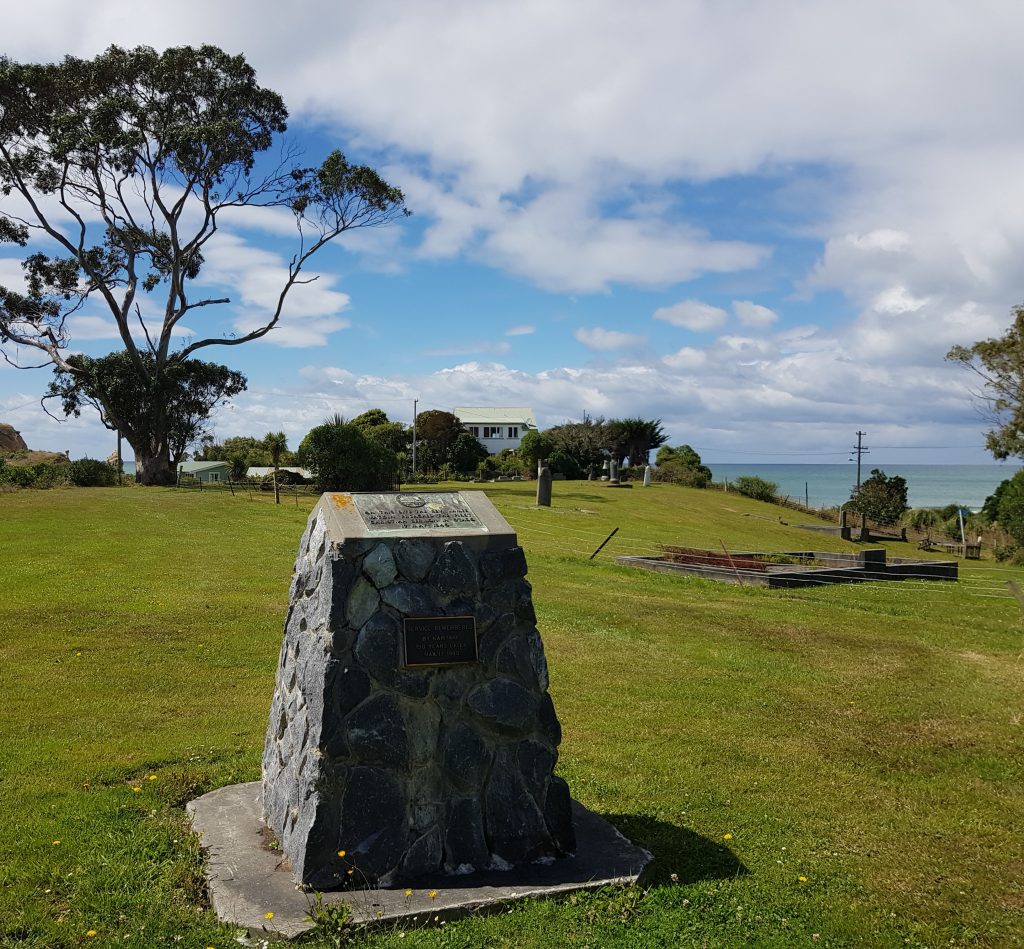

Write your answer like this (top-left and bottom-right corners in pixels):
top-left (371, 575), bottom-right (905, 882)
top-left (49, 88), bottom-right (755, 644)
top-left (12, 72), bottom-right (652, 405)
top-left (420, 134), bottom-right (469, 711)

top-left (574, 327), bottom-right (646, 351)
top-left (732, 300), bottom-right (778, 328)
top-left (653, 300), bottom-right (728, 332)
top-left (505, 324), bottom-right (535, 336)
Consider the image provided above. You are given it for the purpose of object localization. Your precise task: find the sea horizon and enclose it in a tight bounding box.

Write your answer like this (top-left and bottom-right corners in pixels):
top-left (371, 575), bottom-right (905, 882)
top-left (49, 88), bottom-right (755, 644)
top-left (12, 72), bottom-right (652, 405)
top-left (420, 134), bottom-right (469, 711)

top-left (706, 463), bottom-right (1019, 510)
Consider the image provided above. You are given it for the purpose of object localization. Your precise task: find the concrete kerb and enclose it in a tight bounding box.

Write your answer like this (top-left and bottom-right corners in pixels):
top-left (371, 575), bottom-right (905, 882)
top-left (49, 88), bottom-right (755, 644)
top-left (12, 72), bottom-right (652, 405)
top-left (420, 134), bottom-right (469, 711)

top-left (187, 781), bottom-right (654, 940)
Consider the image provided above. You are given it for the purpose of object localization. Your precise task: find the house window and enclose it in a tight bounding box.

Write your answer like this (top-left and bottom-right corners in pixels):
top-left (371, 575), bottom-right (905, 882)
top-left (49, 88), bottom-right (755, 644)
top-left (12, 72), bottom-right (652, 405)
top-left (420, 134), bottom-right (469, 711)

top-left (211, 472), bottom-right (220, 481)
top-left (483, 426), bottom-right (502, 438)
top-left (469, 426), bottom-right (480, 437)
top-left (507, 426), bottom-right (518, 439)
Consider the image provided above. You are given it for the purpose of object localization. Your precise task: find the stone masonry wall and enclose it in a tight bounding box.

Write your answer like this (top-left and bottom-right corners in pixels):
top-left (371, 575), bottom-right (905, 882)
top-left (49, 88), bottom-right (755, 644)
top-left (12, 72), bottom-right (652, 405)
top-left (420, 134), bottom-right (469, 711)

top-left (261, 508), bottom-right (575, 889)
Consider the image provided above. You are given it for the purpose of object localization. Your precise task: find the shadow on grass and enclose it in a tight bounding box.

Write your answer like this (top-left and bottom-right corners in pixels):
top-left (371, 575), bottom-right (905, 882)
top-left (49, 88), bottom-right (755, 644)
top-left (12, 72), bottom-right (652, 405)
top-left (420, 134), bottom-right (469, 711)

top-left (606, 813), bottom-right (748, 885)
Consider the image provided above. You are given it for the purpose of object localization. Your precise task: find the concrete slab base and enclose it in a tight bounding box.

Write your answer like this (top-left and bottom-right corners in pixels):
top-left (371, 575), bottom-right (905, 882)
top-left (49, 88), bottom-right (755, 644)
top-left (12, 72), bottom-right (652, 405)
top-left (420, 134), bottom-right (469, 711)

top-left (187, 781), bottom-right (654, 940)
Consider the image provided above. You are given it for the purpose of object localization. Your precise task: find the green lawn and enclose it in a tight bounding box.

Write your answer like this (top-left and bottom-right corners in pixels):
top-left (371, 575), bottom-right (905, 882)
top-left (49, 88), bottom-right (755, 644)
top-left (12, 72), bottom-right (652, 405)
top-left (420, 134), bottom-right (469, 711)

top-left (1, 483), bottom-right (1022, 948)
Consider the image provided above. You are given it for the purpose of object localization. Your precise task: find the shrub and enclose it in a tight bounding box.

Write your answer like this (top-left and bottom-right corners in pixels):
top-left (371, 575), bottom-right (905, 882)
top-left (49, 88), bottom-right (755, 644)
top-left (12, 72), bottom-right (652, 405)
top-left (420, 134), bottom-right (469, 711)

top-left (652, 458), bottom-right (712, 488)
top-left (299, 420), bottom-right (398, 491)
top-left (0, 462), bottom-right (72, 489)
top-left (733, 475), bottom-right (778, 502)
top-left (69, 458), bottom-right (118, 487)
top-left (902, 507), bottom-right (942, 532)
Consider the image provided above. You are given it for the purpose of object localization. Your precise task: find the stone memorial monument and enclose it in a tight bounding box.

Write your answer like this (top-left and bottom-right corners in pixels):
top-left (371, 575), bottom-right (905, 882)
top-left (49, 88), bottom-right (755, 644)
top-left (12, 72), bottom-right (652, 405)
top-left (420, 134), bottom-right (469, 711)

top-left (643, 465), bottom-right (651, 487)
top-left (261, 491), bottom-right (575, 889)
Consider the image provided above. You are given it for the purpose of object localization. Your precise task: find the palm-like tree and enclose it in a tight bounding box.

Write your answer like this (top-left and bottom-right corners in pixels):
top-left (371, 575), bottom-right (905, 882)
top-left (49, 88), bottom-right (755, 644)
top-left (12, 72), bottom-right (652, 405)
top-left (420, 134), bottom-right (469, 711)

top-left (605, 418), bottom-right (667, 467)
top-left (264, 431), bottom-right (288, 505)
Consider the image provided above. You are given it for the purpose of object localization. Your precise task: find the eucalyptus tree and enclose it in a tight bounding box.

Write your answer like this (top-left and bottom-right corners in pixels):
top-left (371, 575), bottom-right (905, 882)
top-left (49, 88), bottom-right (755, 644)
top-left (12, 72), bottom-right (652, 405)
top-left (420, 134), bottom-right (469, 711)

top-left (0, 45), bottom-right (408, 483)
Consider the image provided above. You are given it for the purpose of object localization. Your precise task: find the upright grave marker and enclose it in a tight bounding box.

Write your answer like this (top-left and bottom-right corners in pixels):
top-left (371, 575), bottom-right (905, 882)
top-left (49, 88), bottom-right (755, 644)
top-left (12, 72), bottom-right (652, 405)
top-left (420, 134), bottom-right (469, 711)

top-left (261, 491), bottom-right (575, 888)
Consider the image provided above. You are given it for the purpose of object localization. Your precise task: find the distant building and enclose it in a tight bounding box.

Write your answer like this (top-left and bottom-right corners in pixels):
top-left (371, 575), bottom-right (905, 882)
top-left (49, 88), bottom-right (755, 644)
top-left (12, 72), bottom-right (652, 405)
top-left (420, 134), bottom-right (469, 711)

top-left (177, 460), bottom-right (231, 483)
top-left (454, 407), bottom-right (538, 454)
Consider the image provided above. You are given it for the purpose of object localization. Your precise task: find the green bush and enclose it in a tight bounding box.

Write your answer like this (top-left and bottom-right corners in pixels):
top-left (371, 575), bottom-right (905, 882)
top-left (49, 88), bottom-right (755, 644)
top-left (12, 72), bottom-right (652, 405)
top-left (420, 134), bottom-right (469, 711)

top-left (733, 475), bottom-right (778, 502)
top-left (298, 420), bottom-right (398, 492)
top-left (0, 462), bottom-right (72, 489)
top-left (69, 458), bottom-right (118, 487)
top-left (652, 458), bottom-right (712, 487)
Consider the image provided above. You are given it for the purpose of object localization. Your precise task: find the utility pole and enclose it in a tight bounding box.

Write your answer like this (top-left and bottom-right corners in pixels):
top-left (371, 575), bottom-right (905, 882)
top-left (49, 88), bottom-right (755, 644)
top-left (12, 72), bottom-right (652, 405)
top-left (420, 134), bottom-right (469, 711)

top-left (411, 399), bottom-right (418, 476)
top-left (851, 431), bottom-right (869, 490)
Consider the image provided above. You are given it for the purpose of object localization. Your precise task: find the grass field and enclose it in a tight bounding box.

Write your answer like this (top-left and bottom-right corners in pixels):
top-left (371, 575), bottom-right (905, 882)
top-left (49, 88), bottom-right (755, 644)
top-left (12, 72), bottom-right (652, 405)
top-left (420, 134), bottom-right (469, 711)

top-left (1, 482), bottom-right (1022, 948)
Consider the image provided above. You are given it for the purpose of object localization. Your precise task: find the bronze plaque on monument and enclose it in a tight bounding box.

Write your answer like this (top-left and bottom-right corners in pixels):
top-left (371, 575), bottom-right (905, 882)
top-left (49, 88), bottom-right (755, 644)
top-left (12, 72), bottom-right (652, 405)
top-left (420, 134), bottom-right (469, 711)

top-left (402, 616), bottom-right (478, 667)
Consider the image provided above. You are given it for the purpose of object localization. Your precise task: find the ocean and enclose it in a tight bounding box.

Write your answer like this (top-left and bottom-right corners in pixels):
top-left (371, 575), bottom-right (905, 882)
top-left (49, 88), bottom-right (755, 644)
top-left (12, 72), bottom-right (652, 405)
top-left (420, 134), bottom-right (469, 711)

top-left (707, 464), bottom-right (1020, 511)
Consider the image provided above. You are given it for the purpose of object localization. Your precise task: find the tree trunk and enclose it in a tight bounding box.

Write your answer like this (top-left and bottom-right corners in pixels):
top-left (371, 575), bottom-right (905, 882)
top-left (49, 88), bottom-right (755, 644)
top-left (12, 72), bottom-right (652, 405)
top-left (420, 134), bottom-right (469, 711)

top-left (134, 442), bottom-right (175, 485)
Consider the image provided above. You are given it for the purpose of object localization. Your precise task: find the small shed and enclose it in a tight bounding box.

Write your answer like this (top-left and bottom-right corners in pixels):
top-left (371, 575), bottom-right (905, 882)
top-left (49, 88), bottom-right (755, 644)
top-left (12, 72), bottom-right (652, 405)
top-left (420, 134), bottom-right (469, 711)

top-left (178, 460), bottom-right (232, 483)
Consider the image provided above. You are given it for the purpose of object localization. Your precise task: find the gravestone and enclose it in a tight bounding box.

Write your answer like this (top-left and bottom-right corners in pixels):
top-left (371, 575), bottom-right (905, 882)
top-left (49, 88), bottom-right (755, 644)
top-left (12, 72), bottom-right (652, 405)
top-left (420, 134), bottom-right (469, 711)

top-left (643, 465), bottom-right (651, 487)
top-left (261, 491), bottom-right (575, 889)
top-left (608, 459), bottom-right (619, 484)
top-left (536, 466), bottom-right (552, 507)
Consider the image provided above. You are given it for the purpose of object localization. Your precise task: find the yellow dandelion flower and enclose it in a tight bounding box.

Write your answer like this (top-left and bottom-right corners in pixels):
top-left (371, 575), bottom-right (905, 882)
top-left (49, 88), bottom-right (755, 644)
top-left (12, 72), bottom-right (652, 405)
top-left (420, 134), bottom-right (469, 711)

top-left (264, 911), bottom-right (274, 920)
top-left (798, 875), bottom-right (808, 883)
top-left (429, 889), bottom-right (438, 899)
top-left (147, 775), bottom-right (157, 781)
top-left (52, 839), bottom-right (60, 846)
top-left (723, 833), bottom-right (733, 841)
top-left (131, 787), bottom-right (141, 793)
top-left (405, 888), bottom-right (413, 896)
top-left (337, 849), bottom-right (346, 857)
top-left (86, 931), bottom-right (97, 938)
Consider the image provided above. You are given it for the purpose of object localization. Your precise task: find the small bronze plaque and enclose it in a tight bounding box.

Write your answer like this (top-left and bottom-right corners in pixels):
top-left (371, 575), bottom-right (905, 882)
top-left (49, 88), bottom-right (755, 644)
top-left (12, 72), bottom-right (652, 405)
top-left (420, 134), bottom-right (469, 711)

top-left (402, 616), bottom-right (478, 667)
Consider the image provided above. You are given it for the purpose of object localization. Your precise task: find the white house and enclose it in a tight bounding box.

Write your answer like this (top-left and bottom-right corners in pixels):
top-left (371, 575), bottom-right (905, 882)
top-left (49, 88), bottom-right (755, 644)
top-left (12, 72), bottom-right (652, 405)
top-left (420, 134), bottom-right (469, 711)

top-left (454, 406), bottom-right (538, 454)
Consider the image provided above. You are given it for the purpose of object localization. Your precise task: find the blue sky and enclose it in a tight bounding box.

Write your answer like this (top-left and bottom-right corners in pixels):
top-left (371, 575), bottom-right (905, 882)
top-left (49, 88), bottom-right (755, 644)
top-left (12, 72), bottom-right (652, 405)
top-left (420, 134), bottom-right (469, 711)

top-left (3, 0), bottom-right (1024, 466)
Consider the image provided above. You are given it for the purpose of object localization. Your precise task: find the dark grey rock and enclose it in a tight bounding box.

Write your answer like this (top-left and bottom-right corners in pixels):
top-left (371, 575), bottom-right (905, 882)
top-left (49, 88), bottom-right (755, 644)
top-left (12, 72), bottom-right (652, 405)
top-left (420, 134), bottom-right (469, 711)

top-left (363, 544), bottom-right (398, 588)
top-left (473, 601), bottom-right (500, 634)
top-left (537, 692), bottom-right (562, 746)
top-left (429, 665), bottom-right (481, 704)
top-left (394, 538), bottom-right (435, 581)
top-left (544, 775), bottom-right (576, 855)
top-left (444, 797), bottom-right (490, 872)
top-left (495, 628), bottom-right (548, 691)
top-left (467, 678), bottom-right (536, 734)
top-left (484, 746), bottom-right (548, 863)
top-left (346, 577), bottom-right (380, 629)
top-left (517, 740), bottom-right (555, 805)
top-left (354, 613), bottom-right (399, 676)
top-left (442, 721), bottom-right (492, 791)
top-left (428, 542), bottom-right (479, 598)
top-left (341, 767), bottom-right (407, 880)
top-left (346, 693), bottom-right (408, 769)
top-left (381, 582), bottom-right (436, 616)
top-left (327, 664), bottom-right (371, 718)
top-left (479, 614), bottom-right (515, 665)
top-left (400, 825), bottom-right (442, 879)
top-left (404, 699), bottom-right (441, 767)
top-left (479, 547), bottom-right (528, 587)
